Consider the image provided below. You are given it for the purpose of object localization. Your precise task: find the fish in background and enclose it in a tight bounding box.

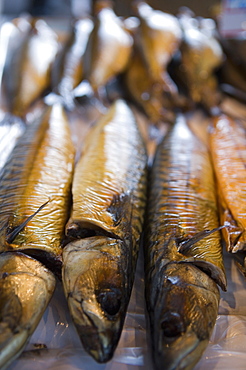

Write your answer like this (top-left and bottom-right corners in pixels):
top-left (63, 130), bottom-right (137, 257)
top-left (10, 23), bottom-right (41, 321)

top-left (83, 0), bottom-right (133, 98)
top-left (175, 8), bottom-right (224, 111)
top-left (2, 17), bottom-right (58, 118)
top-left (62, 99), bottom-right (148, 363)
top-left (144, 114), bottom-right (226, 370)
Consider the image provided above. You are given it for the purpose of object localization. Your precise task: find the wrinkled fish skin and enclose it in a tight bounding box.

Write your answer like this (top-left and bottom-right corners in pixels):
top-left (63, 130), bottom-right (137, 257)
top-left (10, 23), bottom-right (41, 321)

top-left (209, 114), bottom-right (246, 253)
top-left (51, 17), bottom-right (93, 98)
top-left (63, 99), bottom-right (147, 363)
top-left (0, 251), bottom-right (56, 370)
top-left (144, 114), bottom-right (226, 370)
top-left (2, 19), bottom-right (58, 117)
top-left (83, 1), bottom-right (133, 92)
top-left (0, 103), bottom-right (75, 265)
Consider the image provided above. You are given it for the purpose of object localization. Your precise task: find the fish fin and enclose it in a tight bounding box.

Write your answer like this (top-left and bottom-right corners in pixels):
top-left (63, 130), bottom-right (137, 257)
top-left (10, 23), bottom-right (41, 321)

top-left (178, 226), bottom-right (225, 254)
top-left (6, 200), bottom-right (50, 244)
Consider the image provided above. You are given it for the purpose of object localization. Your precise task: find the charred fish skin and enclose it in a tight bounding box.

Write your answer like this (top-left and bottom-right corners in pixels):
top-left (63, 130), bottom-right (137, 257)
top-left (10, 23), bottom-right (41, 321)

top-left (0, 103), bottom-right (75, 265)
top-left (144, 114), bottom-right (226, 370)
top-left (0, 251), bottom-right (56, 370)
top-left (63, 99), bottom-right (148, 362)
top-left (209, 114), bottom-right (246, 253)
top-left (2, 19), bottom-right (58, 117)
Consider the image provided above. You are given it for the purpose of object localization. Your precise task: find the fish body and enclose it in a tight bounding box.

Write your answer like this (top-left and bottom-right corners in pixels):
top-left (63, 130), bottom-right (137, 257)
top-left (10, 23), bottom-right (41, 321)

top-left (0, 103), bottom-right (75, 264)
top-left (51, 17), bottom-right (93, 98)
top-left (83, 1), bottom-right (133, 92)
top-left (209, 113), bottom-right (246, 253)
top-left (145, 114), bottom-right (226, 370)
top-left (134, 1), bottom-right (182, 91)
top-left (178, 12), bottom-right (223, 108)
top-left (0, 103), bottom-right (75, 369)
top-left (0, 252), bottom-right (55, 370)
top-left (63, 99), bottom-right (147, 362)
top-left (2, 19), bottom-right (58, 117)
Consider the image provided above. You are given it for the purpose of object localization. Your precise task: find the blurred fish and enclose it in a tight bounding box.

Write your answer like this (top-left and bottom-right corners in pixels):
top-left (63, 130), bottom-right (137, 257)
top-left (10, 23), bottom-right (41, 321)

top-left (2, 18), bottom-right (58, 117)
top-left (144, 114), bottom-right (226, 370)
top-left (62, 99), bottom-right (147, 362)
top-left (83, 0), bottom-right (133, 94)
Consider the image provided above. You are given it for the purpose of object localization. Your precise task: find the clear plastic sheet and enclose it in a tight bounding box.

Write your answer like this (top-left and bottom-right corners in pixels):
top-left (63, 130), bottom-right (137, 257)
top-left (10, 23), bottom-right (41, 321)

top-left (6, 246), bottom-right (246, 370)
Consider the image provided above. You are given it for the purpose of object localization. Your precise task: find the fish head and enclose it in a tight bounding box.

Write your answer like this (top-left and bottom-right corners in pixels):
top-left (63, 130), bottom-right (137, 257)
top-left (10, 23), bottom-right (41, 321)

top-left (62, 236), bottom-right (131, 362)
top-left (148, 262), bottom-right (219, 370)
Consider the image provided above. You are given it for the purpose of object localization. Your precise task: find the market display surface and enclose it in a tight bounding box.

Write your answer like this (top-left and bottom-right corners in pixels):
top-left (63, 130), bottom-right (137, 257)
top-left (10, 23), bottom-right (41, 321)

top-left (1, 1), bottom-right (246, 369)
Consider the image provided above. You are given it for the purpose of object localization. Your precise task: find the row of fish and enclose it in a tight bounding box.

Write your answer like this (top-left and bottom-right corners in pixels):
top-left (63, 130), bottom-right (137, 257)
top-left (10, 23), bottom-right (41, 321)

top-left (0, 1), bottom-right (246, 369)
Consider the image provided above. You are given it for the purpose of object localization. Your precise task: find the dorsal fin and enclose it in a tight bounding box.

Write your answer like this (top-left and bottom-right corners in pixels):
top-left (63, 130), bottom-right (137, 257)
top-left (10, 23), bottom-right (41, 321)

top-left (6, 200), bottom-right (50, 244)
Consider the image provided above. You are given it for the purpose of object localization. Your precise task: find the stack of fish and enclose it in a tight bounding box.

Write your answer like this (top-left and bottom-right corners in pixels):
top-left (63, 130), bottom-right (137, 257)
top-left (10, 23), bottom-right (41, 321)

top-left (0, 0), bottom-right (246, 369)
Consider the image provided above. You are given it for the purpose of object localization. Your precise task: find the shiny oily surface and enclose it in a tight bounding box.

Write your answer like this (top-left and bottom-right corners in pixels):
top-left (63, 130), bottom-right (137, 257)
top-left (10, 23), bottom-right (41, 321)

top-left (66, 99), bottom-right (147, 242)
top-left (3, 19), bottom-right (58, 117)
top-left (83, 3), bottom-right (133, 91)
top-left (134, 1), bottom-right (182, 82)
top-left (0, 103), bottom-right (75, 260)
top-left (210, 114), bottom-right (246, 253)
top-left (0, 251), bottom-right (56, 370)
top-left (146, 114), bottom-right (226, 289)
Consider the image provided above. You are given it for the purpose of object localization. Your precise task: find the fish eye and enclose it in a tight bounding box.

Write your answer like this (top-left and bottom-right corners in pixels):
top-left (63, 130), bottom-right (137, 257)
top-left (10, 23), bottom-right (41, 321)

top-left (161, 312), bottom-right (185, 338)
top-left (97, 288), bottom-right (122, 316)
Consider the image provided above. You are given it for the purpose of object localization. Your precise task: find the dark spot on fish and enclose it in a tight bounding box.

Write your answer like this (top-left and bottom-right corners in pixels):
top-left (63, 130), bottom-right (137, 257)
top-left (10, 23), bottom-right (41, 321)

top-left (107, 193), bottom-right (130, 226)
top-left (161, 312), bottom-right (185, 338)
top-left (97, 288), bottom-right (122, 316)
top-left (2, 272), bottom-right (9, 279)
top-left (33, 343), bottom-right (47, 349)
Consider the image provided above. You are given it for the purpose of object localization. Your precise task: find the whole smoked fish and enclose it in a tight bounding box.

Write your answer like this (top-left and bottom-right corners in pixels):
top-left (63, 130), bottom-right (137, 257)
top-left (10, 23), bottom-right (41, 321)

top-left (0, 103), bottom-right (75, 369)
top-left (62, 99), bottom-right (147, 362)
top-left (144, 114), bottom-right (226, 370)
top-left (2, 19), bottom-right (58, 117)
top-left (210, 113), bottom-right (246, 253)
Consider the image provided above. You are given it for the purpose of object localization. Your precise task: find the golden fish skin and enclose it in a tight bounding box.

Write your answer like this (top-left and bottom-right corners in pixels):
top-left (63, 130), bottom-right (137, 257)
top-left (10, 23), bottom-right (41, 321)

top-left (0, 103), bottom-right (75, 266)
top-left (3, 19), bottom-right (58, 117)
top-left (133, 1), bottom-right (182, 93)
top-left (0, 251), bottom-right (55, 370)
top-left (83, 1), bottom-right (133, 92)
top-left (63, 99), bottom-right (147, 362)
top-left (51, 17), bottom-right (93, 98)
top-left (209, 114), bottom-right (246, 253)
top-left (123, 45), bottom-right (175, 124)
top-left (178, 12), bottom-right (223, 109)
top-left (144, 114), bottom-right (226, 370)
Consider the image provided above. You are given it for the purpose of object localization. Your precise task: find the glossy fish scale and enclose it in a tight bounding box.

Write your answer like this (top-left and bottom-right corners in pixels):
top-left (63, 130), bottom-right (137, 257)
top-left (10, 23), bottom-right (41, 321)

top-left (64, 99), bottom-right (148, 363)
top-left (144, 114), bottom-right (226, 370)
top-left (209, 114), bottom-right (246, 252)
top-left (0, 104), bottom-right (75, 260)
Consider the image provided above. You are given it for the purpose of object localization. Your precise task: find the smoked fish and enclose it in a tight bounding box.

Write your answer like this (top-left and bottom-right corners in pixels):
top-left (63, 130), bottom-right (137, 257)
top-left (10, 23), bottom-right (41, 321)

top-left (209, 113), bottom-right (246, 253)
top-left (62, 99), bottom-right (147, 363)
top-left (2, 19), bottom-right (58, 117)
top-left (133, 1), bottom-right (182, 98)
top-left (144, 114), bottom-right (226, 370)
top-left (178, 11), bottom-right (223, 109)
top-left (51, 17), bottom-right (93, 99)
top-left (0, 103), bottom-right (75, 368)
top-left (83, 0), bottom-right (133, 93)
